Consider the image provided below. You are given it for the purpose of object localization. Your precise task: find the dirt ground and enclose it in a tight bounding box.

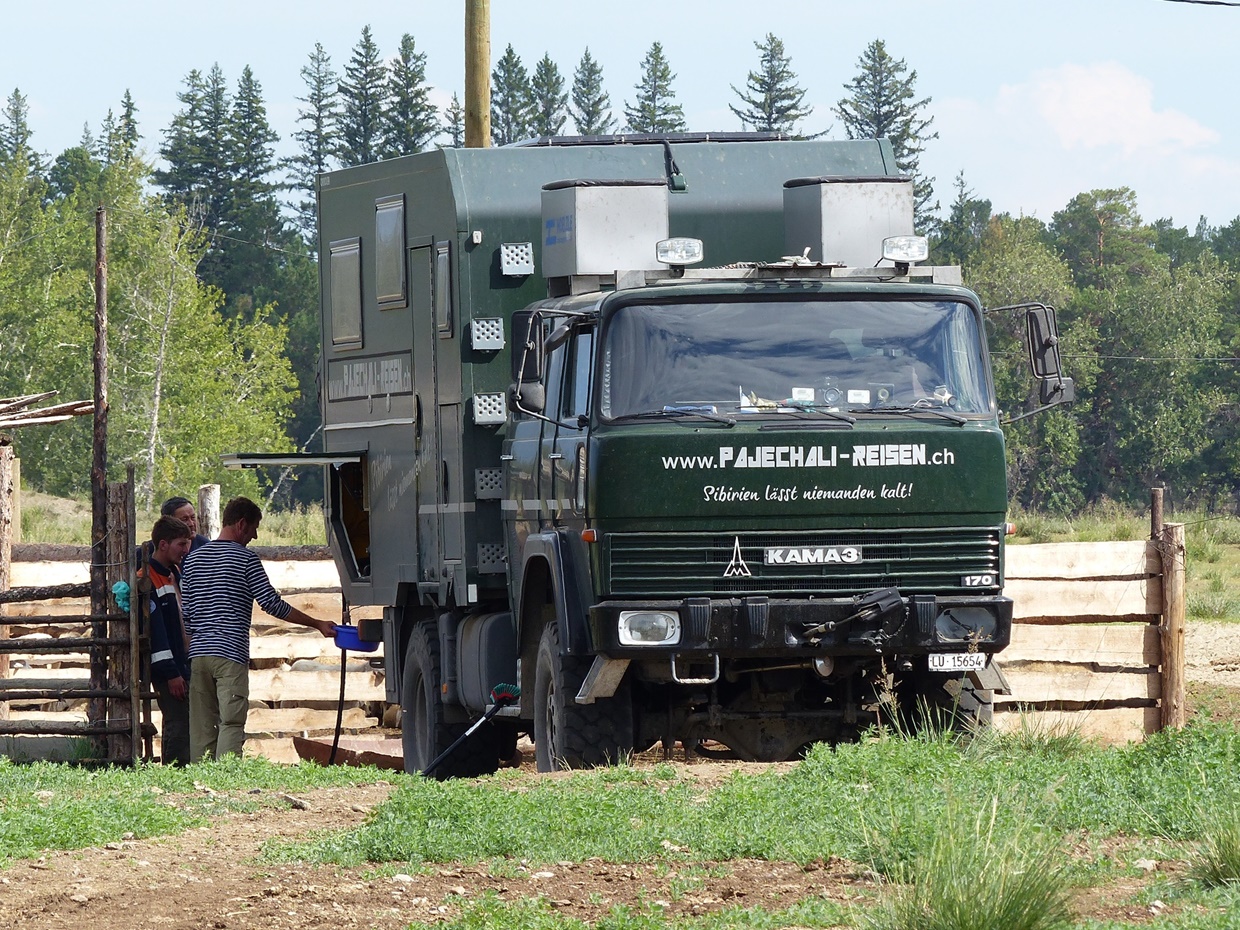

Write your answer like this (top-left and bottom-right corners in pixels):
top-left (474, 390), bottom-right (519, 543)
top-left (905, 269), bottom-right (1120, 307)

top-left (3, 621), bottom-right (1239, 930)
top-left (0, 764), bottom-right (1206, 930)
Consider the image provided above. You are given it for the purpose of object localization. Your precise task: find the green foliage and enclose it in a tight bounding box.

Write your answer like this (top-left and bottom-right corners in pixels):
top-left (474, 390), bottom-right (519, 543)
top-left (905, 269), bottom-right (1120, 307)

top-left (491, 44), bottom-right (534, 146)
top-left (932, 171), bottom-right (991, 266)
top-left (834, 39), bottom-right (938, 225)
top-left (442, 93), bottom-right (465, 148)
top-left (968, 214), bottom-right (1083, 510)
top-left (289, 42), bottom-right (340, 239)
top-left (337, 25), bottom-right (386, 167)
top-left (381, 33), bottom-right (439, 158)
top-left (1, 89), bottom-right (35, 160)
top-left (0, 135), bottom-right (298, 504)
top-left (530, 54), bottom-right (568, 138)
top-left (624, 43), bottom-right (686, 134)
top-left (728, 34), bottom-right (813, 135)
top-left (570, 48), bottom-right (613, 136)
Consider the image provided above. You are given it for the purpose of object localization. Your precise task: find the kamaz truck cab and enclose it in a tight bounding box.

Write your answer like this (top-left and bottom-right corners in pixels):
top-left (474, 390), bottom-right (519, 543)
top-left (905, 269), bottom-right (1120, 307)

top-left (242, 134), bottom-right (1070, 776)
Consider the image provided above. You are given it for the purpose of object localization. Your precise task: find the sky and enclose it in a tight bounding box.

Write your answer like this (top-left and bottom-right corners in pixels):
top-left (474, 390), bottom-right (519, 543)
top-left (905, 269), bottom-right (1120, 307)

top-left (3, 0), bottom-right (1239, 230)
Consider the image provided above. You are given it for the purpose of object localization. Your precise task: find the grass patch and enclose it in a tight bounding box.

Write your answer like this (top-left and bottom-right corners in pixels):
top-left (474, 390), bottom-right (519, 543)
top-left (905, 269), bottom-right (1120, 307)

top-left (16, 490), bottom-right (326, 546)
top-left (0, 755), bottom-right (390, 865)
top-left (271, 720), bottom-right (1240, 870)
top-left (860, 796), bottom-right (1073, 930)
top-left (1192, 804), bottom-right (1240, 888)
top-left (401, 891), bottom-right (855, 930)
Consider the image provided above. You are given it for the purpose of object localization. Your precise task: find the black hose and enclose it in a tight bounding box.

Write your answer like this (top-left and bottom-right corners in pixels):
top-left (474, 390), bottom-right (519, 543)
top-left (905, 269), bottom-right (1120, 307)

top-left (329, 644), bottom-right (346, 766)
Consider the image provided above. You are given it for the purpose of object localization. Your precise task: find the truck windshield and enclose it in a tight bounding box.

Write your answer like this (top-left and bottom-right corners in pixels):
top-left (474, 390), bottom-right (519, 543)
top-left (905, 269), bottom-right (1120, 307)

top-left (599, 298), bottom-right (993, 419)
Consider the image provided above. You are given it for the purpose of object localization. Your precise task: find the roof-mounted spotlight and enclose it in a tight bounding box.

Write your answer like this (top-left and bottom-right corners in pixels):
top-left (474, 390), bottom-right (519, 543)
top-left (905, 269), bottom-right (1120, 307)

top-left (656, 237), bottom-right (704, 277)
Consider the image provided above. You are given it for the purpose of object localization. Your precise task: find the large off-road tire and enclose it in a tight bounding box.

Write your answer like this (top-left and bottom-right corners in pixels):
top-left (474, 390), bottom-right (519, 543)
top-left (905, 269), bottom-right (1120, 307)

top-left (533, 621), bottom-right (634, 772)
top-left (401, 619), bottom-right (500, 779)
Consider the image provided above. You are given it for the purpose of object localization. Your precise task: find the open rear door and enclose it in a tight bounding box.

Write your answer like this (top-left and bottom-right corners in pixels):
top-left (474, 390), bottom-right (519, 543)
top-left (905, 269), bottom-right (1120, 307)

top-left (220, 451), bottom-right (369, 579)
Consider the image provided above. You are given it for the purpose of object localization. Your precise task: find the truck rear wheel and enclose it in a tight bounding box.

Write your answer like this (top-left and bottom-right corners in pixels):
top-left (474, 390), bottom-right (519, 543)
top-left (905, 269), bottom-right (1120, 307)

top-left (401, 620), bottom-right (500, 779)
top-left (533, 621), bottom-right (634, 772)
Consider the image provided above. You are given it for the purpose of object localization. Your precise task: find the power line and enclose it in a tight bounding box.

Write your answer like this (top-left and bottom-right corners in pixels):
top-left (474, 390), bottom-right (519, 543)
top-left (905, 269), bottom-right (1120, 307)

top-left (1159, 0), bottom-right (1240, 6)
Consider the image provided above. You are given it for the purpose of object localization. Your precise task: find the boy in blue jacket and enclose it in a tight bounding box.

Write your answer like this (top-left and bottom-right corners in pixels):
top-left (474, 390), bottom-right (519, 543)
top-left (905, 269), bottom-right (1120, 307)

top-left (145, 516), bottom-right (194, 765)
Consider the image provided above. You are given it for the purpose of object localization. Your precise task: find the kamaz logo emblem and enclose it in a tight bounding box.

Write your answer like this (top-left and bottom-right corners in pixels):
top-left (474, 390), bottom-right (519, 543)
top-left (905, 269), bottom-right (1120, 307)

top-left (724, 537), bottom-right (752, 577)
top-left (764, 546), bottom-right (863, 565)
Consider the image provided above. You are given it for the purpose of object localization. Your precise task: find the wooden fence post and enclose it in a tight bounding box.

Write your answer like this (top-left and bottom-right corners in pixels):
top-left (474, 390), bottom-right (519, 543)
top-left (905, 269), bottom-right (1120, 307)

top-left (106, 479), bottom-right (135, 762)
top-left (0, 444), bottom-right (11, 722)
top-left (198, 484), bottom-right (220, 540)
top-left (1159, 521), bottom-right (1187, 730)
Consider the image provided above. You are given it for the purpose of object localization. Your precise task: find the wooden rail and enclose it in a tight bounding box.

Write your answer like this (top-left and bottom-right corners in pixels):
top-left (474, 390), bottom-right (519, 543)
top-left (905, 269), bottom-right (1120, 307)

top-left (998, 532), bottom-right (1184, 744)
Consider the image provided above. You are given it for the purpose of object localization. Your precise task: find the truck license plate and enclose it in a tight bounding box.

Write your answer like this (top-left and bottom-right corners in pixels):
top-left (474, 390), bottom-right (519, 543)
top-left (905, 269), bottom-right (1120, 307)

top-left (928, 652), bottom-right (987, 672)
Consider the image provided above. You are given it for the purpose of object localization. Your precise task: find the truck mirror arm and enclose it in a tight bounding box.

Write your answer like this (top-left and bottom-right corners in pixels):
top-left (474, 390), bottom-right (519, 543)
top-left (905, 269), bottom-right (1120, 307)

top-left (507, 383), bottom-right (587, 431)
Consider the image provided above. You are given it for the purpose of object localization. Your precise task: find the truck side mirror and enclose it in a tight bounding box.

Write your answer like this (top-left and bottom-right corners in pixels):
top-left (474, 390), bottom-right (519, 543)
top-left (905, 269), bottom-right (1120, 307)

top-left (509, 310), bottom-right (546, 414)
top-left (511, 310), bottom-right (544, 382)
top-left (508, 381), bottom-right (546, 414)
top-left (1025, 304), bottom-right (1064, 381)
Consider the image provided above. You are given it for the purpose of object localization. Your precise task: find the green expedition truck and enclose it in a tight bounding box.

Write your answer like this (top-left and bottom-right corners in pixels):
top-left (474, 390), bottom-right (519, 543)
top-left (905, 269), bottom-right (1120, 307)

top-left (260, 135), bottom-right (1071, 775)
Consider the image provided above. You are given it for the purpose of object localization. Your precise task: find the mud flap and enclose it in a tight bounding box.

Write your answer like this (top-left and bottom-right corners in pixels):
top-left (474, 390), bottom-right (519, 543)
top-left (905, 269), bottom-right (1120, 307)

top-left (968, 659), bottom-right (1012, 696)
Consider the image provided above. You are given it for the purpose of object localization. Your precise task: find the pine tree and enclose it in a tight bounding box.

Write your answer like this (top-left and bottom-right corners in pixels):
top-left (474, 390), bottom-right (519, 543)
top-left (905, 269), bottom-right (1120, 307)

top-left (154, 69), bottom-right (206, 200)
top-left (933, 172), bottom-right (991, 266)
top-left (338, 25), bottom-right (387, 166)
top-left (441, 93), bottom-right (465, 148)
top-left (198, 64), bottom-right (233, 225)
top-left (530, 54), bottom-right (568, 137)
top-left (834, 39), bottom-right (938, 225)
top-left (0, 88), bottom-right (41, 170)
top-left (491, 44), bottom-right (534, 146)
top-left (289, 43), bottom-right (340, 239)
top-left (570, 48), bottom-right (613, 135)
top-left (381, 33), bottom-right (439, 158)
top-left (110, 89), bottom-right (141, 163)
top-left (212, 65), bottom-right (283, 316)
top-left (624, 42), bottom-right (685, 134)
top-left (154, 65), bottom-right (232, 232)
top-left (729, 34), bottom-right (812, 134)
top-left (96, 92), bottom-right (141, 167)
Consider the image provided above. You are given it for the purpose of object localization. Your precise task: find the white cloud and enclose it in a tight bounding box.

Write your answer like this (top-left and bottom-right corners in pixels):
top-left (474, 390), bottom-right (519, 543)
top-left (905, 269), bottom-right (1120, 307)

top-left (997, 62), bottom-right (1217, 157)
top-left (926, 63), bottom-right (1240, 226)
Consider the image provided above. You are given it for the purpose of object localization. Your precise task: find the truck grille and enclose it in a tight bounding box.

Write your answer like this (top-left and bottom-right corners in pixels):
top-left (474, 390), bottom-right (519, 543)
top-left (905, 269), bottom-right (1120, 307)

top-left (605, 527), bottom-right (1002, 597)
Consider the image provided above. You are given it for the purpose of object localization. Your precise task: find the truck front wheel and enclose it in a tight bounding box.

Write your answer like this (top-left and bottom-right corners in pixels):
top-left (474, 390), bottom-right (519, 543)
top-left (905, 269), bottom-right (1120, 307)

top-left (401, 619), bottom-right (500, 779)
top-left (533, 621), bottom-right (634, 772)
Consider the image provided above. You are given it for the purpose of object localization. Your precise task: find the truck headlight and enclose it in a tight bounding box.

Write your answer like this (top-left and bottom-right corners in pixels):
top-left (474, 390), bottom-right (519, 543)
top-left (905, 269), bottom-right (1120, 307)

top-left (618, 610), bottom-right (681, 645)
top-left (935, 607), bottom-right (998, 643)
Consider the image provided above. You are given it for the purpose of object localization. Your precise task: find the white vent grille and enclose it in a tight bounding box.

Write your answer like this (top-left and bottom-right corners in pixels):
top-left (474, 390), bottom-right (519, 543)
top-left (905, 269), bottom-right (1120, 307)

top-left (474, 467), bottom-right (503, 499)
top-left (472, 392), bottom-right (507, 425)
top-left (477, 543), bottom-right (506, 574)
top-left (470, 318), bottom-right (505, 350)
top-left (500, 242), bottom-right (535, 276)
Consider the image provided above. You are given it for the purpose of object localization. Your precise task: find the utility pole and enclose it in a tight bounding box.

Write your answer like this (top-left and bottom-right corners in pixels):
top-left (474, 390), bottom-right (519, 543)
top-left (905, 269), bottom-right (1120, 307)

top-left (465, 0), bottom-right (491, 147)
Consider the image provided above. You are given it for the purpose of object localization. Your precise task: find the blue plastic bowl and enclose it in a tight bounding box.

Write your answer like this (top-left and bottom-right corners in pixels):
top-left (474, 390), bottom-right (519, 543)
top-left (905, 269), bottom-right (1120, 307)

top-left (333, 623), bottom-right (380, 653)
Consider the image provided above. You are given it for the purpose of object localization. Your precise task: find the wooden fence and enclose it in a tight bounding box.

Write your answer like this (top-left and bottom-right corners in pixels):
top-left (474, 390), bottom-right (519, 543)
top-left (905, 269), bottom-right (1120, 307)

top-left (998, 526), bottom-right (1185, 744)
top-left (0, 530), bottom-right (1188, 758)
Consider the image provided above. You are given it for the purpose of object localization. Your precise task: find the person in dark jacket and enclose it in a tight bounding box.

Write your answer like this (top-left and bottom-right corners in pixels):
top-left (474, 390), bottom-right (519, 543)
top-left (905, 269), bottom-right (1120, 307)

top-left (145, 515), bottom-right (194, 765)
top-left (161, 496), bottom-right (211, 551)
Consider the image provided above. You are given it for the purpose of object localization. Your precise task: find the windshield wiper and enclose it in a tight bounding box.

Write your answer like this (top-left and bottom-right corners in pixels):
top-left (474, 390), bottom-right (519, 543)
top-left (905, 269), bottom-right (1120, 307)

top-left (848, 403), bottom-right (968, 425)
top-left (612, 405), bottom-right (737, 427)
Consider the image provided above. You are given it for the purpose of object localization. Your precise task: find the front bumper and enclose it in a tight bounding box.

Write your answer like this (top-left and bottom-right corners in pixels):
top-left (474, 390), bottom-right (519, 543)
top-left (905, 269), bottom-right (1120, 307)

top-left (588, 592), bottom-right (1013, 658)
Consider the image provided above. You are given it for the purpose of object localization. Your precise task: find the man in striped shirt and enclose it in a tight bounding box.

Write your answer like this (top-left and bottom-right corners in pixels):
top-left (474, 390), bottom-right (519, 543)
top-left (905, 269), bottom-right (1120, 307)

top-left (181, 496), bottom-right (335, 761)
